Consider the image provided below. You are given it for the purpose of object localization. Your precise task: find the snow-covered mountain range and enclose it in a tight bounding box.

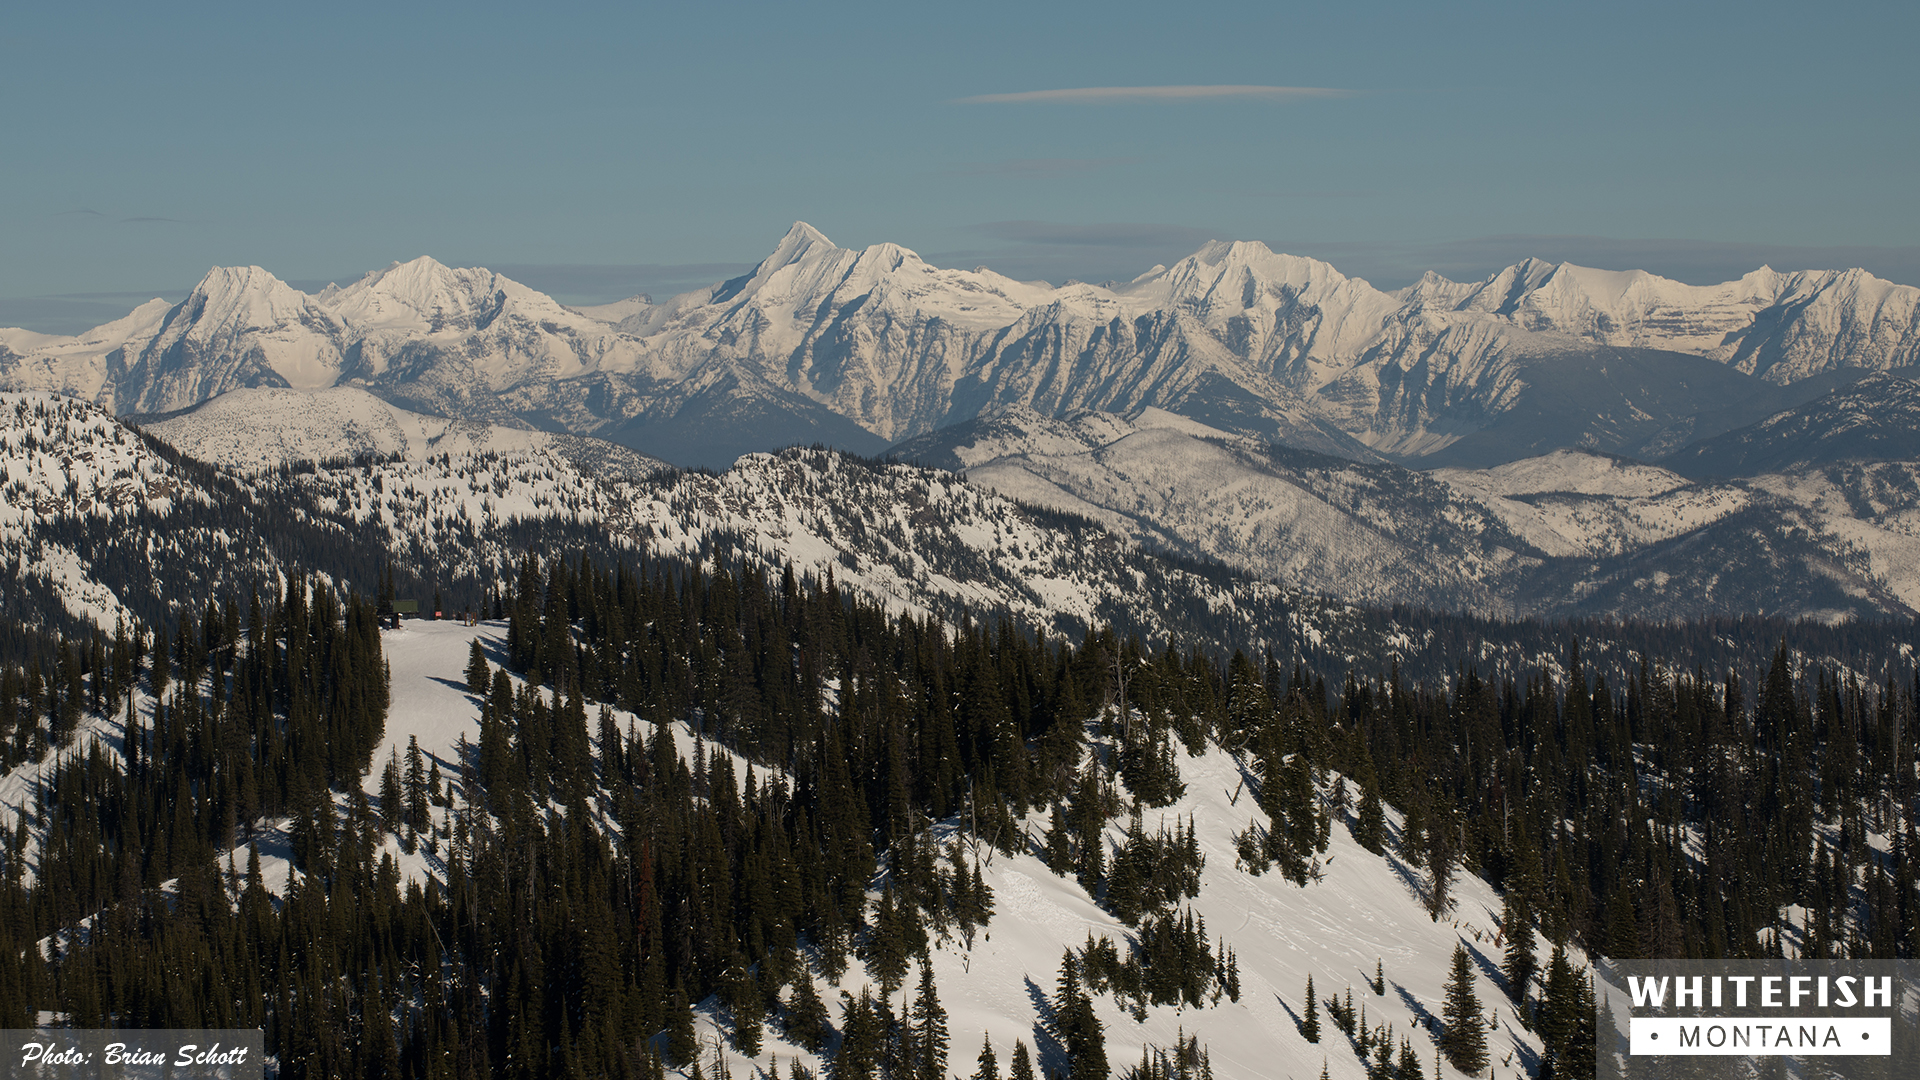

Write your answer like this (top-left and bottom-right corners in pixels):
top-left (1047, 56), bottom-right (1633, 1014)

top-left (6, 225), bottom-right (1917, 470)
top-left (895, 405), bottom-right (1920, 620)
top-left (7, 383), bottom-right (1912, 650)
top-left (3, 390), bottom-right (1314, 656)
top-left (8, 228), bottom-right (1920, 1080)
top-left (11, 388), bottom-right (1912, 678)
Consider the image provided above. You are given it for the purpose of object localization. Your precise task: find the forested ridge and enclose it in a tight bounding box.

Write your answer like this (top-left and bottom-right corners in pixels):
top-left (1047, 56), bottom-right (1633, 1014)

top-left (0, 550), bottom-right (1910, 1079)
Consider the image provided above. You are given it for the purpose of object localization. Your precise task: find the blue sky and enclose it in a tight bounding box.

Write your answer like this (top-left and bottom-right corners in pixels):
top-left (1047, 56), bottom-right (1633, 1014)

top-left (5, 0), bottom-right (1917, 332)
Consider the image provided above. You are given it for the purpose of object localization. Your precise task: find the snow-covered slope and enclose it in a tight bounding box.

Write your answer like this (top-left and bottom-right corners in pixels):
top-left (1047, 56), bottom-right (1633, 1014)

top-left (0, 608), bottom-right (1553, 1080)
top-left (1433, 450), bottom-right (1690, 499)
top-left (8, 225), bottom-right (1916, 470)
top-left (894, 405), bottom-right (1920, 621)
top-left (142, 385), bottom-right (670, 478)
top-left (896, 407), bottom-right (1536, 614)
top-left (0, 391), bottom-right (671, 638)
top-left (1745, 460), bottom-right (1920, 614)
top-left (264, 437), bottom-right (1305, 648)
top-left (0, 393), bottom-right (201, 627)
top-left (1663, 372), bottom-right (1920, 479)
top-left (359, 621), bottom-right (1550, 1080)
top-left (11, 383), bottom-right (1919, 659)
top-left (0, 299), bottom-right (174, 406)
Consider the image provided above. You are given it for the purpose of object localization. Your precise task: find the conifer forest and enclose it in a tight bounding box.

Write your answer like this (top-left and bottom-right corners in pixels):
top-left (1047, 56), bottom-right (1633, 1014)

top-left (0, 549), bottom-right (1914, 1080)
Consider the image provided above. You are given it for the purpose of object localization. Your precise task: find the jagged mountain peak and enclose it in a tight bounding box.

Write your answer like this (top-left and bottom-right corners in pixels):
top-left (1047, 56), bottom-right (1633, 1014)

top-left (7, 226), bottom-right (1920, 473)
top-left (684, 222), bottom-right (1051, 342)
top-left (1113, 241), bottom-right (1388, 339)
top-left (1393, 268), bottom-right (1474, 308)
top-left (324, 255), bottom-right (516, 330)
top-left (178, 264), bottom-right (315, 314)
top-left (778, 219), bottom-right (833, 250)
top-left (1188, 237), bottom-right (1277, 264)
top-left (1156, 239), bottom-right (1352, 286)
top-left (1451, 256), bottom-right (1565, 315)
top-left (147, 266), bottom-right (340, 363)
top-left (706, 220), bottom-right (853, 306)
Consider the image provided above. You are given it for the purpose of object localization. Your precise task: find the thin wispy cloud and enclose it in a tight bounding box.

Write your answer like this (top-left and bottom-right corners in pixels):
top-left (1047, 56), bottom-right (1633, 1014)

top-left (53, 208), bottom-right (186, 225)
top-left (945, 157), bottom-right (1137, 178)
top-left (1241, 189), bottom-right (1373, 199)
top-left (953, 85), bottom-right (1352, 105)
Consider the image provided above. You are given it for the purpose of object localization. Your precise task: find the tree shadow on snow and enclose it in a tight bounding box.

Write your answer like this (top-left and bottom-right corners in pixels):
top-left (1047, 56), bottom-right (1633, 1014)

top-left (1276, 993), bottom-right (1302, 1031)
top-left (1394, 981), bottom-right (1435, 1033)
top-left (1464, 938), bottom-right (1505, 991)
top-left (477, 633), bottom-right (512, 668)
top-left (1024, 976), bottom-right (1068, 1078)
top-left (1385, 850), bottom-right (1430, 909)
top-left (427, 674), bottom-right (481, 699)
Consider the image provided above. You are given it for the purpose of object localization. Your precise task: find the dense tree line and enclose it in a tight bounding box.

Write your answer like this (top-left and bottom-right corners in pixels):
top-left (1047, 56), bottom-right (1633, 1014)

top-left (0, 577), bottom-right (389, 1039)
top-left (0, 544), bottom-right (1909, 1079)
top-left (1259, 631), bottom-right (1920, 1080)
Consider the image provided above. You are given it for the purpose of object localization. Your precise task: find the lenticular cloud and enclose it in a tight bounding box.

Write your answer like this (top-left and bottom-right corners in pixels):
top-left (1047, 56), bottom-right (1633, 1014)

top-left (952, 84), bottom-right (1351, 104)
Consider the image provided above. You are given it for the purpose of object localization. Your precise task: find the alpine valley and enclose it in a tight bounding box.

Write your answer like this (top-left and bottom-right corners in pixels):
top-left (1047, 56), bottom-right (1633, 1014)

top-left (2, 227), bottom-right (1919, 1080)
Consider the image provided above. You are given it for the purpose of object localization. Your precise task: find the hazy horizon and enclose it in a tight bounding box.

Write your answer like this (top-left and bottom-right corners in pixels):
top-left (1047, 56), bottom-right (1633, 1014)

top-left (7, 0), bottom-right (1915, 333)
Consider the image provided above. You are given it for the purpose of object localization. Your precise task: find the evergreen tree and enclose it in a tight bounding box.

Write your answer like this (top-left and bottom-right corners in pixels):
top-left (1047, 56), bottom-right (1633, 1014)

top-left (838, 989), bottom-right (883, 1080)
top-left (1601, 884), bottom-right (1641, 961)
top-left (1426, 811), bottom-right (1454, 921)
top-left (667, 986), bottom-right (699, 1067)
top-left (784, 972), bottom-right (829, 1053)
top-left (1008, 1040), bottom-right (1037, 1080)
top-left (911, 955), bottom-right (949, 1080)
top-left (1439, 944), bottom-right (1488, 1073)
top-left (1055, 950), bottom-right (1108, 1080)
top-left (725, 953), bottom-right (763, 1056)
top-left (1501, 889), bottom-right (1537, 1004)
top-left (1300, 975), bottom-right (1320, 1043)
top-left (864, 886), bottom-right (913, 1000)
top-left (974, 1034), bottom-right (1000, 1080)
top-left (1394, 1038), bottom-right (1423, 1080)
top-left (1355, 785), bottom-right (1386, 854)
top-left (1539, 945), bottom-right (1581, 1065)
top-left (465, 638), bottom-right (490, 694)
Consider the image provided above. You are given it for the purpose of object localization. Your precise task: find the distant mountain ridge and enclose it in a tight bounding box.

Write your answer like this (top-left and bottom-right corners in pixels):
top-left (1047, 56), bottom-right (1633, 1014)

top-left (1662, 371), bottom-right (1920, 478)
top-left (7, 386), bottom-right (1920, 651)
top-left (138, 386), bottom-right (671, 479)
top-left (4, 224), bottom-right (1918, 468)
top-left (894, 405), bottom-right (1920, 620)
